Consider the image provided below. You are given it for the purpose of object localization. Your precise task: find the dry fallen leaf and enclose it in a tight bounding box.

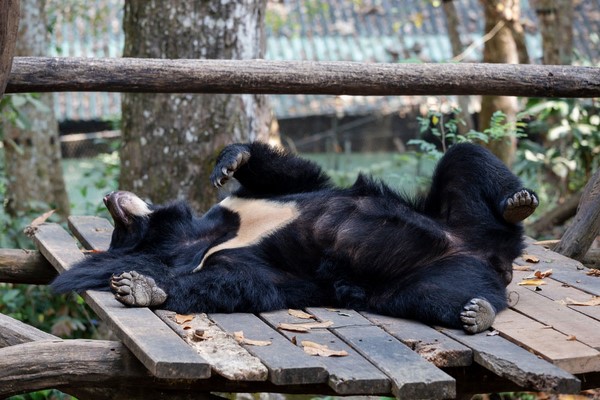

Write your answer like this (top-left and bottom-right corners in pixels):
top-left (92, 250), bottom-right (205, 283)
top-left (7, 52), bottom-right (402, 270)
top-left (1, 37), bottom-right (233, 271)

top-left (301, 340), bottom-right (348, 357)
top-left (175, 314), bottom-right (194, 324)
top-left (533, 239), bottom-right (560, 247)
top-left (30, 209), bottom-right (56, 227)
top-left (522, 254), bottom-right (540, 263)
top-left (586, 269), bottom-right (600, 277)
top-left (560, 296), bottom-right (600, 306)
top-left (566, 335), bottom-right (577, 341)
top-left (486, 330), bottom-right (500, 336)
top-left (288, 309), bottom-right (315, 320)
top-left (234, 331), bottom-right (272, 346)
top-left (277, 320), bottom-right (334, 332)
top-left (518, 279), bottom-right (547, 286)
top-left (512, 264), bottom-right (531, 271)
top-left (535, 269), bottom-right (553, 279)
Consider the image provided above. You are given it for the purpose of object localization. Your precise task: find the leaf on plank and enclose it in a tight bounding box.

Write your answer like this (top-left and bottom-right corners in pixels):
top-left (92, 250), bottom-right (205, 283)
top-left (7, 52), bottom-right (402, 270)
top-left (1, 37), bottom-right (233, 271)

top-left (23, 209), bottom-right (56, 236)
top-left (522, 254), bottom-right (540, 263)
top-left (175, 314), bottom-right (194, 324)
top-left (517, 279), bottom-right (546, 286)
top-left (288, 309), bottom-right (315, 319)
top-left (586, 269), bottom-right (600, 277)
top-left (301, 340), bottom-right (348, 357)
top-left (513, 264), bottom-right (531, 271)
top-left (277, 320), bottom-right (334, 332)
top-left (559, 296), bottom-right (600, 306)
top-left (233, 331), bottom-right (272, 346)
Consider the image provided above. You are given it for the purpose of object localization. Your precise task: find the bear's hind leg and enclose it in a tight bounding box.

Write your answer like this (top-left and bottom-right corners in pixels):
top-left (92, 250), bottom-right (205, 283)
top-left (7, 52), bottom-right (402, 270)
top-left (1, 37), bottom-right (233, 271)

top-left (110, 271), bottom-right (167, 307)
top-left (502, 189), bottom-right (539, 224)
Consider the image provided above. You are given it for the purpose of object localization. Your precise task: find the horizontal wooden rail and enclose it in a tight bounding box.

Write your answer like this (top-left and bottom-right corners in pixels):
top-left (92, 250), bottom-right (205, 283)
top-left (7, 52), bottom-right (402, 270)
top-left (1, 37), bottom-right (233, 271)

top-left (6, 57), bottom-right (600, 97)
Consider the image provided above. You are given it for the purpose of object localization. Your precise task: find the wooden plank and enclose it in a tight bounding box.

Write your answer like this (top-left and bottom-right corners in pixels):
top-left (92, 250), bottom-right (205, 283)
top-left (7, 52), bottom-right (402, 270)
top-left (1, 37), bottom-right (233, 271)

top-left (306, 307), bottom-right (455, 399)
top-left (362, 312), bottom-right (472, 367)
top-left (0, 313), bottom-right (57, 347)
top-left (210, 313), bottom-right (328, 386)
top-left (68, 216), bottom-right (113, 251)
top-left (512, 270), bottom-right (600, 322)
top-left (507, 279), bottom-right (600, 349)
top-left (518, 241), bottom-right (600, 296)
top-left (260, 309), bottom-right (391, 395)
top-left (443, 325), bottom-right (581, 393)
top-left (332, 324), bottom-right (455, 399)
top-left (31, 223), bottom-right (211, 380)
top-left (493, 308), bottom-right (600, 374)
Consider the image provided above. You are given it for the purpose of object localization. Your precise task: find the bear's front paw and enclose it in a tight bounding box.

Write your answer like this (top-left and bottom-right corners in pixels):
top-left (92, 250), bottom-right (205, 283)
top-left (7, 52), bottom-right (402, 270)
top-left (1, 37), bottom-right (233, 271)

top-left (502, 189), bottom-right (539, 224)
top-left (460, 297), bottom-right (496, 334)
top-left (210, 144), bottom-right (251, 187)
top-left (110, 271), bottom-right (167, 307)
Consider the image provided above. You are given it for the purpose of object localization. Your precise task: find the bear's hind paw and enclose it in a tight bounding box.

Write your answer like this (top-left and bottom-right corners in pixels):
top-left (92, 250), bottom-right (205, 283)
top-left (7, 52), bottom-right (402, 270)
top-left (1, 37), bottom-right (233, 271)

top-left (460, 297), bottom-right (496, 334)
top-left (110, 271), bottom-right (167, 307)
top-left (502, 189), bottom-right (539, 224)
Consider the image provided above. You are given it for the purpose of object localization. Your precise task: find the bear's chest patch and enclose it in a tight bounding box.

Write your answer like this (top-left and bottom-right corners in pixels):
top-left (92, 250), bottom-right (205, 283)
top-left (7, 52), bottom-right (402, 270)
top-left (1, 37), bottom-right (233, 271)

top-left (194, 196), bottom-right (299, 271)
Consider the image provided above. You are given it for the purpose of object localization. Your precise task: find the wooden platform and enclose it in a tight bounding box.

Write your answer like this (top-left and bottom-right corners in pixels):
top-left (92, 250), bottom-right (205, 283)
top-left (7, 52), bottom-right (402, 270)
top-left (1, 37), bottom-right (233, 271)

top-left (13, 216), bottom-right (600, 398)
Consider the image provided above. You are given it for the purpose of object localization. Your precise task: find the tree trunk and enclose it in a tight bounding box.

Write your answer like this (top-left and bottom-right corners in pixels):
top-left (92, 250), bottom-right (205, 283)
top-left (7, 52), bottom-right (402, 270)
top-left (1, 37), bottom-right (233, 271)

top-left (478, 0), bottom-right (522, 166)
top-left (1, 0), bottom-right (70, 217)
top-left (441, 0), bottom-right (474, 133)
top-left (119, 0), bottom-right (274, 212)
top-left (533, 0), bottom-right (573, 65)
top-left (0, 0), bottom-right (20, 98)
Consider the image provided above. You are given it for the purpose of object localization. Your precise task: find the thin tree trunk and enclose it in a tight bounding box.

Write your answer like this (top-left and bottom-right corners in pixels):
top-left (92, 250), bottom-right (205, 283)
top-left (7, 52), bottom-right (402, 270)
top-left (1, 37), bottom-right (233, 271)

top-left (1, 0), bottom-right (69, 217)
top-left (533, 0), bottom-right (573, 65)
top-left (478, 0), bottom-right (521, 166)
top-left (119, 0), bottom-right (274, 212)
top-left (442, 0), bottom-right (474, 133)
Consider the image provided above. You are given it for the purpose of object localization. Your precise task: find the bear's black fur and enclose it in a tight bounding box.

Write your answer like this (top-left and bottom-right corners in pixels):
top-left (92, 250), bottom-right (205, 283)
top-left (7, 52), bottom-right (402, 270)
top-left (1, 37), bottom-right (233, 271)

top-left (51, 142), bottom-right (538, 333)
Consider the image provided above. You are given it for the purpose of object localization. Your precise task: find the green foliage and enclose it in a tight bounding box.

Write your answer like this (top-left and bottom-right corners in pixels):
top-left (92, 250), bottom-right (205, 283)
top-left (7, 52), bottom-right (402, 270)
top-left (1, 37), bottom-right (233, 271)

top-left (7, 389), bottom-right (75, 400)
top-left (408, 108), bottom-right (526, 160)
top-left (514, 98), bottom-right (600, 196)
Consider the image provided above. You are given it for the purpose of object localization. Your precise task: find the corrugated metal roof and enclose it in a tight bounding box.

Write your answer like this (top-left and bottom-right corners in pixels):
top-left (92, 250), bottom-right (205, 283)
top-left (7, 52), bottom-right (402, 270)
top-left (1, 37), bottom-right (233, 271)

top-left (48, 0), bottom-right (600, 122)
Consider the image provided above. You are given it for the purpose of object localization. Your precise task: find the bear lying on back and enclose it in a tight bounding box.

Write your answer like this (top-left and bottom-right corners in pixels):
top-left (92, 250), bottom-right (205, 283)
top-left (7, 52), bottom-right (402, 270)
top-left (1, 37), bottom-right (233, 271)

top-left (51, 142), bottom-right (538, 334)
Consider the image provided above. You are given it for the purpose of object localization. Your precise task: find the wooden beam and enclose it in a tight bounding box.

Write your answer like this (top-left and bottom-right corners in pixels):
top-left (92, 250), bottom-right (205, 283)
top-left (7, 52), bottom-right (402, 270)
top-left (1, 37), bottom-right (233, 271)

top-left (0, 248), bottom-right (57, 284)
top-left (0, 312), bottom-right (57, 348)
top-left (0, 339), bottom-right (152, 398)
top-left (0, 0), bottom-right (19, 98)
top-left (6, 57), bottom-right (600, 97)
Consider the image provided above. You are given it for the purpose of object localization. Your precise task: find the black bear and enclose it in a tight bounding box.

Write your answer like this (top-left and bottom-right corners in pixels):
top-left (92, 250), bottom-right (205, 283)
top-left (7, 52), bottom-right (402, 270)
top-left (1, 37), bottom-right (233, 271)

top-left (51, 142), bottom-right (538, 334)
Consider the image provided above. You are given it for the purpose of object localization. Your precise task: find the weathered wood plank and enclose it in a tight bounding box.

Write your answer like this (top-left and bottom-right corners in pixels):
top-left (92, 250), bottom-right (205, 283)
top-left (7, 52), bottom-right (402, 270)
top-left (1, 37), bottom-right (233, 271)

top-left (517, 241), bottom-right (600, 296)
top-left (443, 326), bottom-right (580, 393)
top-left (31, 223), bottom-right (211, 380)
top-left (210, 312), bottom-right (328, 386)
top-left (507, 279), bottom-right (600, 349)
top-left (156, 310), bottom-right (268, 381)
top-left (260, 309), bottom-right (391, 395)
top-left (493, 308), bottom-right (600, 374)
top-left (0, 248), bottom-right (57, 284)
top-left (512, 270), bottom-right (600, 322)
top-left (7, 57), bottom-right (600, 98)
top-left (362, 311), bottom-right (472, 367)
top-left (0, 339), bottom-right (151, 398)
top-left (0, 0), bottom-right (20, 98)
top-left (67, 216), bottom-right (113, 251)
top-left (306, 307), bottom-right (455, 399)
top-left (0, 312), bottom-right (57, 347)
top-left (332, 324), bottom-right (455, 399)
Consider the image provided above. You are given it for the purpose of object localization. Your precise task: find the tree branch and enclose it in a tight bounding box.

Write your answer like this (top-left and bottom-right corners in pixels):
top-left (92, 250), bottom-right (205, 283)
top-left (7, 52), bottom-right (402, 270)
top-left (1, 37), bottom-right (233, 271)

top-left (6, 57), bottom-right (600, 97)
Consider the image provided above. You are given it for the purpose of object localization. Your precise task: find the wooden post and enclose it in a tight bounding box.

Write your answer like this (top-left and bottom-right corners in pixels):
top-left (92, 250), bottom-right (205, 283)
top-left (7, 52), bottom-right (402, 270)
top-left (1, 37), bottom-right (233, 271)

top-left (0, 0), bottom-right (20, 98)
top-left (554, 168), bottom-right (600, 261)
